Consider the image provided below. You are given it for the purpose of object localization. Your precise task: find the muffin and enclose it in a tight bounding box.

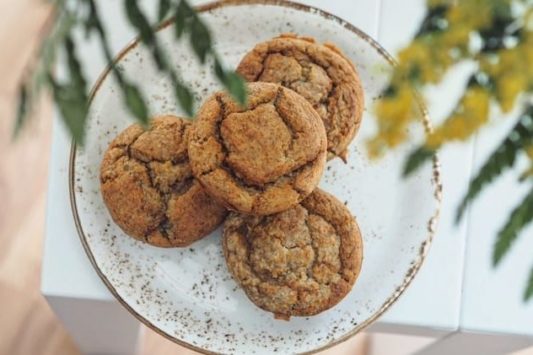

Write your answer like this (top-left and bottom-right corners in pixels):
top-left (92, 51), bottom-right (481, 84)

top-left (188, 82), bottom-right (327, 215)
top-left (223, 188), bottom-right (363, 319)
top-left (237, 33), bottom-right (364, 161)
top-left (100, 115), bottom-right (227, 247)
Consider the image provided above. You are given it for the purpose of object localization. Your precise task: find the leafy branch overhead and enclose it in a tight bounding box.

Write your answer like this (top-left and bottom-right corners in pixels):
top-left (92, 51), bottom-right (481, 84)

top-left (493, 187), bottom-right (533, 267)
top-left (373, 0), bottom-right (533, 300)
top-left (15, 0), bottom-right (247, 144)
top-left (456, 107), bottom-right (533, 223)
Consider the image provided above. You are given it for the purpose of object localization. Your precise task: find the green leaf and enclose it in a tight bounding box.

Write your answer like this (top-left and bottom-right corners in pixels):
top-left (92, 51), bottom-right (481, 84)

top-left (124, 0), bottom-right (195, 118)
top-left (158, 0), bottom-right (171, 21)
top-left (33, 10), bottom-right (76, 94)
top-left (65, 36), bottom-right (87, 90)
top-left (525, 266), bottom-right (533, 301)
top-left (125, 0), bottom-right (155, 45)
top-left (403, 146), bottom-right (435, 176)
top-left (173, 81), bottom-right (194, 116)
top-left (151, 43), bottom-right (167, 70)
top-left (456, 106), bottom-right (533, 223)
top-left (85, 0), bottom-right (126, 85)
top-left (13, 85), bottom-right (29, 138)
top-left (493, 187), bottom-right (533, 266)
top-left (14, 8), bottom-right (77, 139)
top-left (175, 0), bottom-right (193, 38)
top-left (52, 81), bottom-right (88, 145)
top-left (85, 0), bottom-right (107, 41)
top-left (84, 1), bottom-right (99, 38)
top-left (190, 17), bottom-right (211, 63)
top-left (213, 59), bottom-right (247, 106)
top-left (213, 58), bottom-right (224, 79)
top-left (41, 11), bottom-right (75, 71)
top-left (124, 83), bottom-right (149, 124)
top-left (223, 72), bottom-right (247, 106)
top-left (51, 35), bottom-right (90, 145)
top-left (125, 0), bottom-right (168, 70)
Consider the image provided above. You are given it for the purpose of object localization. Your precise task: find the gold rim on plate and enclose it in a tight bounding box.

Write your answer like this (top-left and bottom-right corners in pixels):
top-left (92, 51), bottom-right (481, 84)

top-left (69, 1), bottom-right (443, 353)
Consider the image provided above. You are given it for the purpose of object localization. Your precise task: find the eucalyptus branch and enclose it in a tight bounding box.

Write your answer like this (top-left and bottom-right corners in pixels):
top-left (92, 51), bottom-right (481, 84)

top-left (49, 33), bottom-right (90, 144)
top-left (125, 0), bottom-right (194, 116)
top-left (173, 0), bottom-right (246, 105)
top-left (85, 0), bottom-right (150, 123)
top-left (14, 2), bottom-right (72, 137)
top-left (14, 0), bottom-right (246, 145)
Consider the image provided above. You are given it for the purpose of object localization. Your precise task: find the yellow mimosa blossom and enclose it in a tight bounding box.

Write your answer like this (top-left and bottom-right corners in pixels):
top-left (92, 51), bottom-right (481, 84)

top-left (446, 0), bottom-right (491, 29)
top-left (369, 0), bottom-right (532, 159)
top-left (427, 87), bottom-right (490, 147)
top-left (522, 33), bottom-right (533, 79)
top-left (398, 41), bottom-right (431, 66)
top-left (367, 0), bottom-right (533, 302)
top-left (441, 25), bottom-right (470, 51)
top-left (521, 145), bottom-right (533, 180)
top-left (481, 37), bottom-right (533, 112)
top-left (497, 74), bottom-right (528, 112)
top-left (368, 84), bottom-right (417, 157)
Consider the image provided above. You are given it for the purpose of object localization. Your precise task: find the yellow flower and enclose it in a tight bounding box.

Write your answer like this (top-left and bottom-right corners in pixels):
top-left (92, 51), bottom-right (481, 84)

top-left (370, 0), bottom-right (531, 160)
top-left (441, 25), bottom-right (470, 50)
top-left (497, 74), bottom-right (527, 113)
top-left (522, 34), bottom-right (533, 79)
top-left (397, 38), bottom-right (456, 85)
top-left (427, 87), bottom-right (490, 147)
top-left (375, 85), bottom-right (416, 131)
top-left (482, 41), bottom-right (533, 112)
top-left (368, 84), bottom-right (417, 158)
top-left (398, 41), bottom-right (430, 64)
top-left (447, 0), bottom-right (491, 29)
top-left (520, 145), bottom-right (533, 180)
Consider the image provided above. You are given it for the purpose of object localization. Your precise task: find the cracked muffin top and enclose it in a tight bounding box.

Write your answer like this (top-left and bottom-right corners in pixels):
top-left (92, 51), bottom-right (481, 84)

top-left (237, 33), bottom-right (365, 161)
top-left (223, 188), bottom-right (363, 319)
top-left (188, 82), bottom-right (327, 216)
top-left (100, 115), bottom-right (227, 247)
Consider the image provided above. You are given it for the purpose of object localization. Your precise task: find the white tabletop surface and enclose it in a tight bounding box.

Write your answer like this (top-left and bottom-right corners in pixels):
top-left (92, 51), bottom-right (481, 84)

top-left (41, 0), bottom-right (532, 339)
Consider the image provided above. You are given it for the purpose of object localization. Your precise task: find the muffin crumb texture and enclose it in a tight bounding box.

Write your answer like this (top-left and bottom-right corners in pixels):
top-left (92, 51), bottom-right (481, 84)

top-left (237, 33), bottom-right (365, 161)
top-left (188, 82), bottom-right (327, 215)
top-left (223, 189), bottom-right (363, 319)
top-left (100, 115), bottom-right (227, 247)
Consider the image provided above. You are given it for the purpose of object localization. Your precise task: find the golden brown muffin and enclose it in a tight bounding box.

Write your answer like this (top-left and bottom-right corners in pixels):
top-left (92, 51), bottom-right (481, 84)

top-left (100, 115), bottom-right (227, 247)
top-left (223, 189), bottom-right (363, 319)
top-left (237, 33), bottom-right (365, 161)
top-left (188, 82), bottom-right (327, 216)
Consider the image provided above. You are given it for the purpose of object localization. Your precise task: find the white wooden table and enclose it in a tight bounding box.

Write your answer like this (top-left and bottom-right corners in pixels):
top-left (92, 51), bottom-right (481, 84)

top-left (41, 1), bottom-right (533, 354)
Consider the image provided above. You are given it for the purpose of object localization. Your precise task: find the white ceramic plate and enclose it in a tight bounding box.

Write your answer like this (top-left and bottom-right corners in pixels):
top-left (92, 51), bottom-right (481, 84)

top-left (71, 1), bottom-right (442, 353)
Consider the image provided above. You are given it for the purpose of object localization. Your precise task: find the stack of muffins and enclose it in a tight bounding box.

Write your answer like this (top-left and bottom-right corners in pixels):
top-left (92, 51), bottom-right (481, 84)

top-left (100, 34), bottom-right (364, 320)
